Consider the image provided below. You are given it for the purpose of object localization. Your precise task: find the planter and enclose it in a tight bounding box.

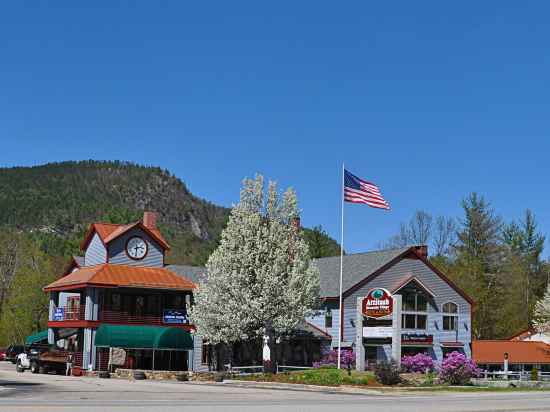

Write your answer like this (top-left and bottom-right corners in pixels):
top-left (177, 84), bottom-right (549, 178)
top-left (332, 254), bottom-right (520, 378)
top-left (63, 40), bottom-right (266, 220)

top-left (214, 373), bottom-right (224, 382)
top-left (72, 367), bottom-right (83, 377)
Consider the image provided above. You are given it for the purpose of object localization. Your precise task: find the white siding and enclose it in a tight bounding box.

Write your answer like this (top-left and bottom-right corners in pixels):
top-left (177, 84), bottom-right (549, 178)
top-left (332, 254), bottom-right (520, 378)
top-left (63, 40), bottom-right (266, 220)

top-left (192, 335), bottom-right (208, 372)
top-left (342, 257), bottom-right (472, 360)
top-left (84, 233), bottom-right (107, 266)
top-left (108, 227), bottom-right (164, 267)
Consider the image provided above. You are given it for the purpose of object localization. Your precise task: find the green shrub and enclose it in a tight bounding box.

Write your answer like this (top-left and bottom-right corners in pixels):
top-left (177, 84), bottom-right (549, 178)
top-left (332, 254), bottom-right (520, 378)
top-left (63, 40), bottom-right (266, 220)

top-left (421, 371), bottom-right (437, 386)
top-left (530, 368), bottom-right (539, 381)
top-left (373, 361), bottom-right (401, 385)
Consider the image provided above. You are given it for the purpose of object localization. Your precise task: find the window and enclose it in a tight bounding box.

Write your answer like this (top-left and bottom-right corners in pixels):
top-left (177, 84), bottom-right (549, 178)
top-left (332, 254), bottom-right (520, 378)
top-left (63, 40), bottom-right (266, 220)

top-left (111, 293), bottom-right (121, 311)
top-left (325, 310), bottom-right (333, 328)
top-left (442, 302), bottom-right (458, 331)
top-left (401, 286), bottom-right (428, 330)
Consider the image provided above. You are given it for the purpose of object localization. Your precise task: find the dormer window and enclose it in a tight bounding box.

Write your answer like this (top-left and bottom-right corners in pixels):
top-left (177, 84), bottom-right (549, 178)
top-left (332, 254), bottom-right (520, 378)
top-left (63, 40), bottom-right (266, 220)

top-left (442, 302), bottom-right (458, 331)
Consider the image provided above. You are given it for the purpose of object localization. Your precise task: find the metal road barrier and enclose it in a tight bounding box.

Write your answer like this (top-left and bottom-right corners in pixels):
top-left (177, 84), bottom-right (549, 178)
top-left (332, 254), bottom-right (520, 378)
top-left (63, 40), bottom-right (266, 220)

top-left (276, 365), bottom-right (313, 373)
top-left (223, 364), bottom-right (313, 375)
top-left (224, 365), bottom-right (264, 375)
top-left (480, 370), bottom-right (550, 381)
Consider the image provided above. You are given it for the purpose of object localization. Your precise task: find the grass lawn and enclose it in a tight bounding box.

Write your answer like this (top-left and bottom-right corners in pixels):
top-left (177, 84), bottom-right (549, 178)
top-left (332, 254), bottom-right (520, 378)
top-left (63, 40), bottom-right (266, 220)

top-left (235, 367), bottom-right (379, 387)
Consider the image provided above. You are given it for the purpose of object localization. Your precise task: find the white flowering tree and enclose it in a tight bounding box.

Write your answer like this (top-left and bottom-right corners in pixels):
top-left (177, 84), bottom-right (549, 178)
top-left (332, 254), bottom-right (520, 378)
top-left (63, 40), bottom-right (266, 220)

top-left (533, 285), bottom-right (550, 334)
top-left (189, 175), bottom-right (320, 371)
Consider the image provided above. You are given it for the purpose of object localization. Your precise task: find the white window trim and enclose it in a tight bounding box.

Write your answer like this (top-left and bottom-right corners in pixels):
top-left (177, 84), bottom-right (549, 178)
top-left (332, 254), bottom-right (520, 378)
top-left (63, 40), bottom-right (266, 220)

top-left (442, 301), bottom-right (459, 331)
top-left (401, 290), bottom-right (429, 330)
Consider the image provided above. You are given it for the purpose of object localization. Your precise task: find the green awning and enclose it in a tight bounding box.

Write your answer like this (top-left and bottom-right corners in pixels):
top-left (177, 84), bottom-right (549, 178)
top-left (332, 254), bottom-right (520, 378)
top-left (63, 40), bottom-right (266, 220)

top-left (25, 330), bottom-right (49, 345)
top-left (94, 325), bottom-right (193, 350)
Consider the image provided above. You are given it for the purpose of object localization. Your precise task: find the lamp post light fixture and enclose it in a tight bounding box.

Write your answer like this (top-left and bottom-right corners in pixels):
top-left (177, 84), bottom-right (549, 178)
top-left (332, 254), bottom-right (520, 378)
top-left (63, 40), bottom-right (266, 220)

top-left (504, 352), bottom-right (509, 380)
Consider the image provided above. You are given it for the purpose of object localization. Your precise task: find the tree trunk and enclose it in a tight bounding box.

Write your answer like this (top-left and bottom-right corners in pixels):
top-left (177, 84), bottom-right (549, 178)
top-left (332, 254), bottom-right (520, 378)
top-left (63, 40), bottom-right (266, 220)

top-left (263, 323), bottom-right (277, 374)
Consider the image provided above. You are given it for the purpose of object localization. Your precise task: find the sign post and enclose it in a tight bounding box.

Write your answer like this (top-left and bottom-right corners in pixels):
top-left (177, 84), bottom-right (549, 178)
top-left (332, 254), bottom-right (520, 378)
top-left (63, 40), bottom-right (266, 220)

top-left (356, 298), bottom-right (365, 371)
top-left (357, 288), bottom-right (399, 371)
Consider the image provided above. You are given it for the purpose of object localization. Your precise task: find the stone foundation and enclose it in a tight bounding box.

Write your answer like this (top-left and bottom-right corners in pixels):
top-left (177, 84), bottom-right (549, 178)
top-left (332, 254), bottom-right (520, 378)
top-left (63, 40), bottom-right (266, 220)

top-left (109, 369), bottom-right (231, 381)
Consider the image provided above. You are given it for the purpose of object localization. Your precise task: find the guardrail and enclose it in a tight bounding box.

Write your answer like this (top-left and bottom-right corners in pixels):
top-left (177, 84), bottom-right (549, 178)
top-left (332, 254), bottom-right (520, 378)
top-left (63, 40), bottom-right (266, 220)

top-left (224, 364), bottom-right (313, 375)
top-left (479, 370), bottom-right (550, 381)
top-left (225, 365), bottom-right (263, 375)
top-left (276, 365), bottom-right (313, 373)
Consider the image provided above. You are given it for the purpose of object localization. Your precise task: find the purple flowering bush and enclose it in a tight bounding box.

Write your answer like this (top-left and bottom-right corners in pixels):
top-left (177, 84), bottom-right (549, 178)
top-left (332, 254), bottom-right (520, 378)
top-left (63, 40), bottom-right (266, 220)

top-left (438, 351), bottom-right (481, 385)
top-left (401, 353), bottom-right (435, 373)
top-left (313, 349), bottom-right (355, 369)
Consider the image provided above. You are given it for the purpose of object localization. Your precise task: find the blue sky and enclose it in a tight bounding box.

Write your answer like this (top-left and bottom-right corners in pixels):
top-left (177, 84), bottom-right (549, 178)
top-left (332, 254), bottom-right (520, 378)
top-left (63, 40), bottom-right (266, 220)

top-left (1, 1), bottom-right (549, 254)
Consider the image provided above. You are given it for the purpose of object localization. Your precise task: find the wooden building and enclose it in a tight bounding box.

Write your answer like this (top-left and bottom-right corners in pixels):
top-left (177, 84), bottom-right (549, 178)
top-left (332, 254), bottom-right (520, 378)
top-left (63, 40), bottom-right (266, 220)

top-left (44, 212), bottom-right (198, 373)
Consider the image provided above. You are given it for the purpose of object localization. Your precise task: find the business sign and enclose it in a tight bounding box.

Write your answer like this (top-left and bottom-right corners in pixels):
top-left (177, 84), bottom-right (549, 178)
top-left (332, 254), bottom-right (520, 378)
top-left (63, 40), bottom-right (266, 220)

top-left (363, 326), bottom-right (393, 338)
top-left (362, 288), bottom-right (393, 318)
top-left (162, 309), bottom-right (188, 325)
top-left (53, 308), bottom-right (65, 321)
top-left (402, 333), bottom-right (433, 345)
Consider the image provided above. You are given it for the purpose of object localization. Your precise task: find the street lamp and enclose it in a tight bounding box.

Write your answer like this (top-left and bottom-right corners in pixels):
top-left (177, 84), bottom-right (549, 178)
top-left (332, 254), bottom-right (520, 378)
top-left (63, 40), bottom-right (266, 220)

top-left (504, 352), bottom-right (509, 380)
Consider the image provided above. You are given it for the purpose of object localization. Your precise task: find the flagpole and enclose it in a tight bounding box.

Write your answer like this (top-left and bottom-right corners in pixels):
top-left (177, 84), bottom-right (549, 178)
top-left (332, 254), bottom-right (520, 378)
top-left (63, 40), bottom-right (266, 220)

top-left (337, 162), bottom-right (345, 369)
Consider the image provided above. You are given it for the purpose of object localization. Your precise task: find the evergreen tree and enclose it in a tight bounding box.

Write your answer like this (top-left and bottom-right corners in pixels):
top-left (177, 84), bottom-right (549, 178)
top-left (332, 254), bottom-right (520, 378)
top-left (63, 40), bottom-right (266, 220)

top-left (456, 193), bottom-right (502, 271)
top-left (189, 175), bottom-right (320, 370)
top-left (502, 210), bottom-right (546, 317)
top-left (0, 234), bottom-right (55, 345)
top-left (301, 226), bottom-right (341, 259)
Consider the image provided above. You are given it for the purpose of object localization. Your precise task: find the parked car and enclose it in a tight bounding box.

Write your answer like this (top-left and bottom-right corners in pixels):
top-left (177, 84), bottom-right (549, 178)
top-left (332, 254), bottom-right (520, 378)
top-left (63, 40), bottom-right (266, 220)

top-left (16, 347), bottom-right (66, 374)
top-left (5, 345), bottom-right (25, 364)
top-left (0, 348), bottom-right (6, 361)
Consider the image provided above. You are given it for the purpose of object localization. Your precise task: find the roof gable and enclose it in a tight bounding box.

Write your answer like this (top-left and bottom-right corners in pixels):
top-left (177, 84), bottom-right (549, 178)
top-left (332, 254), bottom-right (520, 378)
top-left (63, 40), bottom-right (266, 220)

top-left (315, 246), bottom-right (474, 305)
top-left (391, 275), bottom-right (436, 298)
top-left (314, 247), bottom-right (410, 297)
top-left (81, 222), bottom-right (170, 252)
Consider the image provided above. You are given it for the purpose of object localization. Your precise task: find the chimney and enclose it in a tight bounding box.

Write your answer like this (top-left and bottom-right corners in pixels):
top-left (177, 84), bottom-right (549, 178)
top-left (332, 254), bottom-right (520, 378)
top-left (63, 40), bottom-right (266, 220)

top-left (414, 245), bottom-right (428, 259)
top-left (291, 217), bottom-right (301, 233)
top-left (143, 211), bottom-right (157, 229)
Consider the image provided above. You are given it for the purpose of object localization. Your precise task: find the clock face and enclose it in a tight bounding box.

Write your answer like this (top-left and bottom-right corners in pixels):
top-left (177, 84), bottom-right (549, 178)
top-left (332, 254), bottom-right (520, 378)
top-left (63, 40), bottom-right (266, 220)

top-left (126, 236), bottom-right (148, 260)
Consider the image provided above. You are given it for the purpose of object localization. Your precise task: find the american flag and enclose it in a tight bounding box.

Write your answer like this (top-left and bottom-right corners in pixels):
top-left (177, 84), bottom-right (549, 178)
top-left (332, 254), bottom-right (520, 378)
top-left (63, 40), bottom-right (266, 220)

top-left (344, 169), bottom-right (390, 210)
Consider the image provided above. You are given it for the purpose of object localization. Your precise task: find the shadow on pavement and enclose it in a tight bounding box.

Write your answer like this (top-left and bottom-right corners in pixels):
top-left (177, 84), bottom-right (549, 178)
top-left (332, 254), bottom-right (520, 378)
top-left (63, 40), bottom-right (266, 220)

top-left (0, 381), bottom-right (42, 387)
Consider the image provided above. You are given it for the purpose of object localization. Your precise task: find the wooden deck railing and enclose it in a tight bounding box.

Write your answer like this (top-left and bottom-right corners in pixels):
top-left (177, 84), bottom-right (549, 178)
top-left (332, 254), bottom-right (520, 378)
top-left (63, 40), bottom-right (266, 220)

top-left (99, 310), bottom-right (180, 325)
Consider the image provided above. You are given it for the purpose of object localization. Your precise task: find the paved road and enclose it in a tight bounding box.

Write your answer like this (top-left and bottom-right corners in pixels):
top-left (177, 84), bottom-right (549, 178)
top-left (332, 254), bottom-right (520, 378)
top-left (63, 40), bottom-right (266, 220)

top-left (0, 362), bottom-right (549, 412)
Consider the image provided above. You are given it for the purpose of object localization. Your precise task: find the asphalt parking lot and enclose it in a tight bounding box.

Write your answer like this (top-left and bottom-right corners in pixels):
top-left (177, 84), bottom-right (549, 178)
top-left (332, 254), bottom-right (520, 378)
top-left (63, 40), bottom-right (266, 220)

top-left (1, 361), bottom-right (550, 412)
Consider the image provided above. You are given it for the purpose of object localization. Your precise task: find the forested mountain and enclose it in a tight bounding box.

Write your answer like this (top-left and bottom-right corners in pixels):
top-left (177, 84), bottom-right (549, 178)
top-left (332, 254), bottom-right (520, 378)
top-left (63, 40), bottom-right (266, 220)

top-left (0, 160), bottom-right (228, 265)
top-left (0, 160), bottom-right (340, 266)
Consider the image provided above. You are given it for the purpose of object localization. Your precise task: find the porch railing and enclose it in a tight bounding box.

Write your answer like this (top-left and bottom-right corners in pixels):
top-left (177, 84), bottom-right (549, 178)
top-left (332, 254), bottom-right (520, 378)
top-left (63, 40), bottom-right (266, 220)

top-left (99, 309), bottom-right (188, 326)
top-left (479, 370), bottom-right (550, 381)
top-left (51, 306), bottom-right (85, 321)
top-left (51, 306), bottom-right (190, 326)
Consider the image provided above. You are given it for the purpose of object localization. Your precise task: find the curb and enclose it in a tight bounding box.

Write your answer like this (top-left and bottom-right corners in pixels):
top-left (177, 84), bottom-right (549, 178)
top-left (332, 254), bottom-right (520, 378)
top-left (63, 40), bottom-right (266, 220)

top-left (186, 379), bottom-right (387, 395)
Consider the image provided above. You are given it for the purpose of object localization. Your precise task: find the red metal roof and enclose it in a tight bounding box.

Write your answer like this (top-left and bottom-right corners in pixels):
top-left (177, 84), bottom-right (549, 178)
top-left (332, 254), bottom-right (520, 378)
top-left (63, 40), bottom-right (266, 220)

top-left (508, 327), bottom-right (536, 341)
top-left (44, 264), bottom-right (196, 292)
top-left (472, 340), bottom-right (550, 364)
top-left (80, 222), bottom-right (170, 251)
